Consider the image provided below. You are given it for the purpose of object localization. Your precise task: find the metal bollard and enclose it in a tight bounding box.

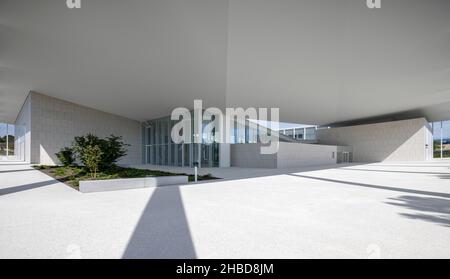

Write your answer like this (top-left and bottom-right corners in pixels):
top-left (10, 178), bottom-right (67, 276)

top-left (193, 161), bottom-right (199, 182)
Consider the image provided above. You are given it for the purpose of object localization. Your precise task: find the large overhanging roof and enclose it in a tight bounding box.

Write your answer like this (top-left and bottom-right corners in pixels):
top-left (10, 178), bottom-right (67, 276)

top-left (1, 0), bottom-right (449, 125)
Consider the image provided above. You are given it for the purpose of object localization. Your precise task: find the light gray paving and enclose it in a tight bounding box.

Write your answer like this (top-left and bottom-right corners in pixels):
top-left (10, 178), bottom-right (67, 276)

top-left (1, 161), bottom-right (450, 258)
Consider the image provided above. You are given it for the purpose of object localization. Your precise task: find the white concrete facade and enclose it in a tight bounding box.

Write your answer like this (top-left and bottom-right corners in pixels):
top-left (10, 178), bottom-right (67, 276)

top-left (13, 92), bottom-right (433, 167)
top-left (230, 142), bottom-right (352, 168)
top-left (15, 92), bottom-right (142, 165)
top-left (230, 144), bottom-right (277, 168)
top-left (276, 143), bottom-right (348, 169)
top-left (317, 118), bottom-right (433, 162)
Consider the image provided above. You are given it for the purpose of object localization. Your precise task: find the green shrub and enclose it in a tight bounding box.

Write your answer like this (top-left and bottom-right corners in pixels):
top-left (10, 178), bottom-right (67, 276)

top-left (102, 135), bottom-right (128, 169)
top-left (83, 145), bottom-right (103, 178)
top-left (53, 167), bottom-right (68, 176)
top-left (72, 134), bottom-right (128, 170)
top-left (55, 147), bottom-right (75, 167)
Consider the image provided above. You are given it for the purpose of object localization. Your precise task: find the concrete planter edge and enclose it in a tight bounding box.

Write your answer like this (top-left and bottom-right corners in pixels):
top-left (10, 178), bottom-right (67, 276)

top-left (79, 176), bottom-right (189, 193)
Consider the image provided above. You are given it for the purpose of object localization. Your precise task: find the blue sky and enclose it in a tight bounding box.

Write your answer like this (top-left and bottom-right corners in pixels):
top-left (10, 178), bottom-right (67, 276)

top-left (0, 123), bottom-right (14, 137)
top-left (249, 120), bottom-right (315, 131)
top-left (432, 121), bottom-right (450, 140)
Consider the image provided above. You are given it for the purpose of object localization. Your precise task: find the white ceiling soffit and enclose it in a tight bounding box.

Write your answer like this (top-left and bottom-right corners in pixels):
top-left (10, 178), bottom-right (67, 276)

top-left (0, 0), bottom-right (449, 125)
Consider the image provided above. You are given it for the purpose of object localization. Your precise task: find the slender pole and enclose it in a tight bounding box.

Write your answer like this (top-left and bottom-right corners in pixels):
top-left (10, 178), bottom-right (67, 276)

top-left (6, 124), bottom-right (9, 157)
top-left (441, 121), bottom-right (443, 159)
top-left (194, 165), bottom-right (198, 182)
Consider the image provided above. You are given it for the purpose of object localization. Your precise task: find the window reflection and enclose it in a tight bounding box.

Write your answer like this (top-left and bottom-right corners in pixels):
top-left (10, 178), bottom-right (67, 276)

top-left (431, 120), bottom-right (450, 158)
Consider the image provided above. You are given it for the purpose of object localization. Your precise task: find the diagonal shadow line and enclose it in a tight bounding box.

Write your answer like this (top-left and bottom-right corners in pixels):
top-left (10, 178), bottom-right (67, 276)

top-left (364, 164), bottom-right (450, 168)
top-left (339, 168), bottom-right (450, 175)
top-left (399, 213), bottom-right (450, 227)
top-left (287, 174), bottom-right (450, 199)
top-left (385, 195), bottom-right (450, 227)
top-left (387, 195), bottom-right (450, 213)
top-left (0, 179), bottom-right (60, 196)
top-left (122, 186), bottom-right (197, 259)
top-left (0, 168), bottom-right (35, 174)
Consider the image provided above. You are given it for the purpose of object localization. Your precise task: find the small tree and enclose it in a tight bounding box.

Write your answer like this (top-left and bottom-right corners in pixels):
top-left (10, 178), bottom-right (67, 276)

top-left (55, 147), bottom-right (75, 167)
top-left (102, 135), bottom-right (128, 169)
top-left (83, 145), bottom-right (103, 178)
top-left (72, 134), bottom-right (128, 170)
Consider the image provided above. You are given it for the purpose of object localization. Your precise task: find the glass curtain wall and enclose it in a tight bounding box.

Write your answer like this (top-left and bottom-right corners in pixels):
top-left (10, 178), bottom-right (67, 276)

top-left (280, 127), bottom-right (317, 140)
top-left (305, 127), bottom-right (316, 140)
top-left (431, 120), bottom-right (450, 158)
top-left (144, 116), bottom-right (220, 167)
top-left (0, 123), bottom-right (15, 158)
top-left (144, 115), bottom-right (317, 167)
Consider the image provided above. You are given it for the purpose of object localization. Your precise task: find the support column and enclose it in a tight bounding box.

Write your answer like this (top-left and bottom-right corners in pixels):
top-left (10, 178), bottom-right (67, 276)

top-left (6, 124), bottom-right (9, 157)
top-left (441, 121), bottom-right (443, 159)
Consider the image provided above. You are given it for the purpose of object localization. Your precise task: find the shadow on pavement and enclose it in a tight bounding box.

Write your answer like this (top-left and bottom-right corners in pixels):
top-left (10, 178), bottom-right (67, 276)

top-left (339, 168), bottom-right (450, 176)
top-left (0, 179), bottom-right (60, 196)
top-left (386, 195), bottom-right (450, 227)
top-left (0, 168), bottom-right (35, 174)
top-left (287, 173), bottom-right (450, 199)
top-left (122, 186), bottom-right (197, 259)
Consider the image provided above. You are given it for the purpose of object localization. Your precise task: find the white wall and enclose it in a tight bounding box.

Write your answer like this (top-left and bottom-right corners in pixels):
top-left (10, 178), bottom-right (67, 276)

top-left (28, 92), bottom-right (142, 165)
top-left (230, 142), bottom-right (343, 168)
top-left (230, 144), bottom-right (277, 168)
top-left (276, 143), bottom-right (338, 169)
top-left (317, 118), bottom-right (431, 162)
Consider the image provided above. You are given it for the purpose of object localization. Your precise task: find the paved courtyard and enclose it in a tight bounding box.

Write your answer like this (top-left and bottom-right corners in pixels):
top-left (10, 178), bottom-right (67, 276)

top-left (1, 161), bottom-right (449, 258)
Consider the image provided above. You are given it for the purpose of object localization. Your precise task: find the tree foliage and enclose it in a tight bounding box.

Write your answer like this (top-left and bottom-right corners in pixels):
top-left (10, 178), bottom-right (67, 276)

top-left (82, 145), bottom-right (103, 178)
top-left (55, 147), bottom-right (75, 167)
top-left (72, 133), bottom-right (128, 170)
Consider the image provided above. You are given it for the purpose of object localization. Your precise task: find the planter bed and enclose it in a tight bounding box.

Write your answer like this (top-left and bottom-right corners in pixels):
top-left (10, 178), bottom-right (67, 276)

top-left (33, 165), bottom-right (217, 192)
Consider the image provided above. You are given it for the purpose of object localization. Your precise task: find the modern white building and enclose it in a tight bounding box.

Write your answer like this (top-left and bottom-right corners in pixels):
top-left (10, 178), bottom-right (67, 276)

top-left (1, 0), bottom-right (450, 168)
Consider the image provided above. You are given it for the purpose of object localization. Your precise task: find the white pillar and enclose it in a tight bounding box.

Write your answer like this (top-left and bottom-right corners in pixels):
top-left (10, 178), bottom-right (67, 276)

top-left (441, 121), bottom-right (443, 159)
top-left (6, 124), bottom-right (9, 157)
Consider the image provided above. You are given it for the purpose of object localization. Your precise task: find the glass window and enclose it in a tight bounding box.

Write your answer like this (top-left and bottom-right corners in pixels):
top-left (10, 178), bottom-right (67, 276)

top-left (201, 144), bottom-right (211, 167)
top-left (152, 145), bottom-right (156, 164)
top-left (432, 122), bottom-right (442, 158)
top-left (143, 113), bottom-right (224, 167)
top-left (432, 120), bottom-right (450, 158)
top-left (305, 127), bottom-right (316, 140)
top-left (177, 144), bottom-right (183, 166)
top-left (212, 143), bottom-right (220, 167)
top-left (170, 144), bottom-right (175, 166)
top-left (443, 121), bottom-right (450, 158)
top-left (184, 144), bottom-right (191, 167)
top-left (284, 129), bottom-right (294, 138)
top-left (295, 128), bottom-right (304, 140)
top-left (0, 123), bottom-right (15, 158)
